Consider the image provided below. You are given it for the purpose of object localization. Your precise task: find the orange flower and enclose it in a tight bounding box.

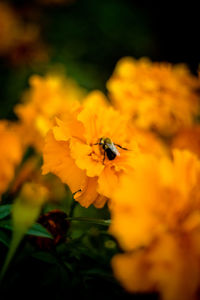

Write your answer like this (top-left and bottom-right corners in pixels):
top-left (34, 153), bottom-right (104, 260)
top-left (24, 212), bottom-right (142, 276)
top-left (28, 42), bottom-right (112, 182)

top-left (15, 72), bottom-right (85, 151)
top-left (110, 149), bottom-right (200, 300)
top-left (130, 126), bottom-right (168, 157)
top-left (42, 91), bottom-right (139, 208)
top-left (107, 57), bottom-right (200, 136)
top-left (112, 232), bottom-right (200, 300)
top-left (0, 121), bottom-right (23, 196)
top-left (171, 125), bottom-right (200, 158)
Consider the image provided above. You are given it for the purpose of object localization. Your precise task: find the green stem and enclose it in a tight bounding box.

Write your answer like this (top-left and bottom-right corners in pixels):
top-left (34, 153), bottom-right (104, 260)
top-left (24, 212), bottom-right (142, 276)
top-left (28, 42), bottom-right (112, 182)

top-left (0, 229), bottom-right (24, 281)
top-left (66, 217), bottom-right (111, 226)
top-left (69, 199), bottom-right (77, 217)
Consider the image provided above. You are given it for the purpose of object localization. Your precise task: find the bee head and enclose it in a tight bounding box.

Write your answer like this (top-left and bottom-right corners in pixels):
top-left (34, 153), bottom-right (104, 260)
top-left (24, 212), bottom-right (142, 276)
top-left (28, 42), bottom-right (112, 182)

top-left (99, 137), bottom-right (112, 145)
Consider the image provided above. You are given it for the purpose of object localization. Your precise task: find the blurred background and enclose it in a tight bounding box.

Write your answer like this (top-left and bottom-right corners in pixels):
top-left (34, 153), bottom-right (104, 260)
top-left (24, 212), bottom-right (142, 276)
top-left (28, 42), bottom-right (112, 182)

top-left (0, 0), bottom-right (199, 119)
top-left (0, 2), bottom-right (199, 298)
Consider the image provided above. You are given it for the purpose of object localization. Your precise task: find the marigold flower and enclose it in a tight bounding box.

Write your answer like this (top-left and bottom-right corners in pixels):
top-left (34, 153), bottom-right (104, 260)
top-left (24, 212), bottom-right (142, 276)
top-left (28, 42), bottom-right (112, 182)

top-left (171, 125), bottom-right (200, 158)
top-left (30, 209), bottom-right (69, 251)
top-left (110, 149), bottom-right (200, 300)
top-left (107, 57), bottom-right (200, 136)
top-left (42, 91), bottom-right (139, 207)
top-left (0, 121), bottom-right (23, 196)
top-left (15, 72), bottom-right (84, 151)
top-left (130, 126), bottom-right (168, 157)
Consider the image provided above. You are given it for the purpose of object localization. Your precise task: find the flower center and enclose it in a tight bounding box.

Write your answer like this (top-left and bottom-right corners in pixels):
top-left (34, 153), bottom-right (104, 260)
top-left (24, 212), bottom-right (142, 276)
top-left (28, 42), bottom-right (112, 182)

top-left (91, 137), bottom-right (122, 164)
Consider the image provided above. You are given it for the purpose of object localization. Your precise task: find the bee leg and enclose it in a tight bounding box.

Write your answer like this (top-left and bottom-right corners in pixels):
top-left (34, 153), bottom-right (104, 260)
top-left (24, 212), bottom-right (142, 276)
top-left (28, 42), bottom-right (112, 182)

top-left (93, 142), bottom-right (103, 146)
top-left (114, 144), bottom-right (128, 150)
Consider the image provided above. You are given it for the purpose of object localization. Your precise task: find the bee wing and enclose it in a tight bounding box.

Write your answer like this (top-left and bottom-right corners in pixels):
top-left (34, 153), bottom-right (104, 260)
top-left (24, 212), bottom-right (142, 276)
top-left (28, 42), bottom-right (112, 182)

top-left (108, 142), bottom-right (120, 156)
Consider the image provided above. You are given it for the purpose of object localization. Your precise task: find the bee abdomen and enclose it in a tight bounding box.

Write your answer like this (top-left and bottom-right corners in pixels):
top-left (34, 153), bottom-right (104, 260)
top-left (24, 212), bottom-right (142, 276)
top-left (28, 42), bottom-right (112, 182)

top-left (105, 148), bottom-right (117, 160)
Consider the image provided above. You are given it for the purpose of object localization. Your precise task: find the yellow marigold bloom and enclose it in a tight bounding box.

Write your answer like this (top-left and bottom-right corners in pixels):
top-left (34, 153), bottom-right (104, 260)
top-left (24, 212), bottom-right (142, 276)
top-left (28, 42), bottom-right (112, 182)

top-left (42, 91), bottom-right (139, 207)
top-left (0, 121), bottom-right (22, 196)
top-left (110, 149), bottom-right (200, 300)
top-left (15, 73), bottom-right (84, 151)
top-left (130, 126), bottom-right (168, 157)
top-left (171, 125), bottom-right (200, 158)
top-left (107, 57), bottom-right (200, 136)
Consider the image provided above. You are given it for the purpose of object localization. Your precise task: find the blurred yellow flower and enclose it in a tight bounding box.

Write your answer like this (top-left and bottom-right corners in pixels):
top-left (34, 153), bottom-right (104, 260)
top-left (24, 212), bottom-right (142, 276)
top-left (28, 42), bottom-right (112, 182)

top-left (130, 126), bottom-right (168, 157)
top-left (110, 149), bottom-right (200, 300)
top-left (42, 91), bottom-right (139, 207)
top-left (0, 121), bottom-right (23, 196)
top-left (171, 125), bottom-right (200, 158)
top-left (15, 72), bottom-right (85, 151)
top-left (107, 57), bottom-right (200, 136)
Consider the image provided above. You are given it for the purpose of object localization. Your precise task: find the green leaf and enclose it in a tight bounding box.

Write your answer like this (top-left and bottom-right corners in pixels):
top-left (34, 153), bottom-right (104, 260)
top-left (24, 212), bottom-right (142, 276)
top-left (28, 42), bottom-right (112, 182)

top-left (66, 216), bottom-right (111, 226)
top-left (31, 251), bottom-right (58, 264)
top-left (0, 204), bottom-right (12, 220)
top-left (0, 220), bottom-right (52, 239)
top-left (0, 220), bottom-right (53, 280)
top-left (0, 219), bottom-right (13, 230)
top-left (27, 223), bottom-right (53, 239)
top-left (0, 230), bottom-right (10, 247)
top-left (84, 268), bottom-right (113, 279)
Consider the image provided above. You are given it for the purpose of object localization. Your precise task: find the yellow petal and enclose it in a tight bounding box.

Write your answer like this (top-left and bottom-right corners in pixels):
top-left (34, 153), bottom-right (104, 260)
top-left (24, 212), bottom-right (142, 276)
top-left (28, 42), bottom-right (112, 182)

top-left (69, 138), bottom-right (104, 177)
top-left (42, 131), bottom-right (86, 194)
top-left (74, 176), bottom-right (101, 208)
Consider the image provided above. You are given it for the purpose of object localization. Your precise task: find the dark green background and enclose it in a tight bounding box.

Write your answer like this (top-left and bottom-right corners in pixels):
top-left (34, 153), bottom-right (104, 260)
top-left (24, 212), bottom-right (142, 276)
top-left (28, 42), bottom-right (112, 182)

top-left (0, 0), bottom-right (199, 119)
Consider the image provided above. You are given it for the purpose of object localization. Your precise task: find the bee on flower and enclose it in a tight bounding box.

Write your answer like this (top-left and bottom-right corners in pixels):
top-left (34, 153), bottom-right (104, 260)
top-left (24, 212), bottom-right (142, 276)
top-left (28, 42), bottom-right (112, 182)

top-left (42, 90), bottom-right (140, 208)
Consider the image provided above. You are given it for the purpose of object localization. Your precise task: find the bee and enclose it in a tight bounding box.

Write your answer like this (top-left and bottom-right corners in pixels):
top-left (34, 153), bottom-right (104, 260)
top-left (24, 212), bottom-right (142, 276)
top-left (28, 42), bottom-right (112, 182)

top-left (94, 137), bottom-right (128, 163)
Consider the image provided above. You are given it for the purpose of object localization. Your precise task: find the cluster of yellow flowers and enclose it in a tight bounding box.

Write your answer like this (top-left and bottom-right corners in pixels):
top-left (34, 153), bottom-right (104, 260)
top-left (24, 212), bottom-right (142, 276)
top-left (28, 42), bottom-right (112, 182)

top-left (1, 57), bottom-right (200, 300)
top-left (107, 57), bottom-right (199, 136)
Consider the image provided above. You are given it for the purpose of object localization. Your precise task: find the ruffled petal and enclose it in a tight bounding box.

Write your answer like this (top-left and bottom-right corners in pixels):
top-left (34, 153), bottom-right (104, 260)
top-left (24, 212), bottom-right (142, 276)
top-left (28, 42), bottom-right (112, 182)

top-left (98, 165), bottom-right (119, 199)
top-left (69, 138), bottom-right (104, 177)
top-left (42, 131), bottom-right (86, 194)
top-left (74, 176), bottom-right (102, 208)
